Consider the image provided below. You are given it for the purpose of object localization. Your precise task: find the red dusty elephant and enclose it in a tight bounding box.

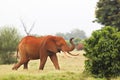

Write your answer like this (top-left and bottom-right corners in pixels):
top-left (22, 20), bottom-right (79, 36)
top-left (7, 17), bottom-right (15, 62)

top-left (12, 35), bottom-right (78, 70)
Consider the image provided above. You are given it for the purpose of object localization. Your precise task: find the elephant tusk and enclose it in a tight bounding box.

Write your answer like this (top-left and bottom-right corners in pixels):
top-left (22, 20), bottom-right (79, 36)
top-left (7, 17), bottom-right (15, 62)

top-left (67, 52), bottom-right (79, 56)
top-left (63, 52), bottom-right (72, 58)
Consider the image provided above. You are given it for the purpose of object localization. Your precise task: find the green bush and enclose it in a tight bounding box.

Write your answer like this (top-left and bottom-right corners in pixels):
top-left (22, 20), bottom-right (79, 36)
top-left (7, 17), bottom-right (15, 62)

top-left (0, 51), bottom-right (17, 64)
top-left (84, 26), bottom-right (120, 78)
top-left (0, 26), bottom-right (21, 64)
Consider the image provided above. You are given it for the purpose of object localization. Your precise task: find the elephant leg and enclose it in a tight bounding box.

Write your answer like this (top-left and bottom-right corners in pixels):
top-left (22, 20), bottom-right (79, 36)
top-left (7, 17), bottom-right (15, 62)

top-left (23, 60), bottom-right (29, 69)
top-left (12, 58), bottom-right (29, 70)
top-left (12, 62), bottom-right (22, 70)
top-left (49, 54), bottom-right (60, 70)
top-left (12, 60), bottom-right (24, 70)
top-left (39, 56), bottom-right (48, 70)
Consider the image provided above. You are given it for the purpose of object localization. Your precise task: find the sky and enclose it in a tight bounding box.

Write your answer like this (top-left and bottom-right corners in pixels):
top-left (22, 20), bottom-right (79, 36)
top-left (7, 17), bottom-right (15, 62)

top-left (0, 0), bottom-right (102, 37)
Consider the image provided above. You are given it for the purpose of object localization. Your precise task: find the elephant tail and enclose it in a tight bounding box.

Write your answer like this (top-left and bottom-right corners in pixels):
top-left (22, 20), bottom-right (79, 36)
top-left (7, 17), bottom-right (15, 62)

top-left (16, 48), bottom-right (19, 58)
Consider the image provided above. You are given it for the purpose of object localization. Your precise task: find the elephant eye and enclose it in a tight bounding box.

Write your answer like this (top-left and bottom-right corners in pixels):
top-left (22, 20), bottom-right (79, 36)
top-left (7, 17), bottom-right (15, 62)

top-left (58, 43), bottom-right (62, 46)
top-left (56, 42), bottom-right (62, 47)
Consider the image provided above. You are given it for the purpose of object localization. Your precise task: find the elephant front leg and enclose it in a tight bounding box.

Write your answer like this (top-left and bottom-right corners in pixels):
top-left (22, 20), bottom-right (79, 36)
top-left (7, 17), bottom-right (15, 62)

top-left (49, 54), bottom-right (60, 70)
top-left (39, 56), bottom-right (48, 70)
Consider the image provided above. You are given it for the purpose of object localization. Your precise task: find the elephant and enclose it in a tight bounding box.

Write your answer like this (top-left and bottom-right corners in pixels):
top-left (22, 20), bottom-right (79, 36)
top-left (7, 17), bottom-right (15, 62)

top-left (12, 35), bottom-right (78, 70)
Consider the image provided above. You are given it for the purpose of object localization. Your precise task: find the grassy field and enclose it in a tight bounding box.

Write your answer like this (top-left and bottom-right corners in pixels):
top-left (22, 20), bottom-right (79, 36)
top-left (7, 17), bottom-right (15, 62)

top-left (0, 51), bottom-right (119, 80)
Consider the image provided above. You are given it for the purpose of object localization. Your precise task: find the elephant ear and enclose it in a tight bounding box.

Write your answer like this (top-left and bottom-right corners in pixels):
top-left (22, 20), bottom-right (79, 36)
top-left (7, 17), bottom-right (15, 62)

top-left (44, 37), bottom-right (58, 53)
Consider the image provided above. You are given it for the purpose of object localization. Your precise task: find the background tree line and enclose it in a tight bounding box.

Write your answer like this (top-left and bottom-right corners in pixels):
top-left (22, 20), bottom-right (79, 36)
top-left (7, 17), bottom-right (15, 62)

top-left (55, 28), bottom-right (87, 40)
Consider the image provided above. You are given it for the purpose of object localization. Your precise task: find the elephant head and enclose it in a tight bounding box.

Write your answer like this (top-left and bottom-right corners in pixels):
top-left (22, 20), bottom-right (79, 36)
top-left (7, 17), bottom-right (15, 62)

top-left (43, 35), bottom-right (78, 56)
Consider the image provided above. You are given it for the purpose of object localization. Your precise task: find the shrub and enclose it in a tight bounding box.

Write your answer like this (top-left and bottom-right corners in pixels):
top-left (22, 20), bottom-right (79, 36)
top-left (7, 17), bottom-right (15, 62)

top-left (76, 43), bottom-right (84, 51)
top-left (84, 26), bottom-right (120, 78)
top-left (0, 26), bottom-right (21, 64)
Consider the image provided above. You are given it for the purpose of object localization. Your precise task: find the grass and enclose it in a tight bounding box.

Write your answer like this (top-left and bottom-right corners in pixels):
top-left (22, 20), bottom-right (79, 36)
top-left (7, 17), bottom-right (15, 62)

top-left (0, 51), bottom-right (120, 80)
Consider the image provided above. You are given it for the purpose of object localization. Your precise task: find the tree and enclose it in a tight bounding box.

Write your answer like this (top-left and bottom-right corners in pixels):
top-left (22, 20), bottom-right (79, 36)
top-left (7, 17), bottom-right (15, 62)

top-left (95, 0), bottom-right (120, 30)
top-left (84, 26), bottom-right (120, 78)
top-left (0, 26), bottom-right (21, 64)
top-left (55, 32), bottom-right (65, 38)
top-left (70, 29), bottom-right (87, 39)
top-left (55, 28), bottom-right (87, 40)
top-left (76, 43), bottom-right (84, 51)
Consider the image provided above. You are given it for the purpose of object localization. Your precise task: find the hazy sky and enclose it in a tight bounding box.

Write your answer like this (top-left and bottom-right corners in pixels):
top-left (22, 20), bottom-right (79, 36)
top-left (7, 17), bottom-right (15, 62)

top-left (0, 0), bottom-right (102, 37)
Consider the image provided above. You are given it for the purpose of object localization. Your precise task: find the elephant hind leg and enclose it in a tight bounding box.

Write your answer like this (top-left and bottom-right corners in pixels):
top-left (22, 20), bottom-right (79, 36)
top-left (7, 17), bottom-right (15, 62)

top-left (12, 61), bottom-right (23, 70)
top-left (49, 54), bottom-right (60, 70)
top-left (23, 60), bottom-right (29, 69)
top-left (12, 58), bottom-right (29, 70)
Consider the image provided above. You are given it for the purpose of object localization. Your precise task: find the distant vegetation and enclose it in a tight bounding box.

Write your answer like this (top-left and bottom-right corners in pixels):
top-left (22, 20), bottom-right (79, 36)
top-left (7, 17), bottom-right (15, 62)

top-left (55, 28), bottom-right (86, 50)
top-left (55, 28), bottom-right (87, 40)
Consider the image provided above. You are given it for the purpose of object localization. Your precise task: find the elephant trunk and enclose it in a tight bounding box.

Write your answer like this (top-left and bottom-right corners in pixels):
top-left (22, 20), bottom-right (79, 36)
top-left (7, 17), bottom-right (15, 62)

top-left (66, 38), bottom-right (79, 56)
top-left (68, 38), bottom-right (75, 51)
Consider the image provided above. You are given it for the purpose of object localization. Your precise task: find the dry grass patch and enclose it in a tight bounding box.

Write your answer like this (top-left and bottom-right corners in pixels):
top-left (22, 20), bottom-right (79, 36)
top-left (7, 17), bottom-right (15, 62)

top-left (0, 51), bottom-right (119, 80)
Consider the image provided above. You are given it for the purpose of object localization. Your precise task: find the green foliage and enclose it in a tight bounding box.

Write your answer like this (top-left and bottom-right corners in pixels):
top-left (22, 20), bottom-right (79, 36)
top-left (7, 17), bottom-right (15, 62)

top-left (84, 26), bottom-right (120, 78)
top-left (95, 0), bottom-right (120, 30)
top-left (0, 26), bottom-right (21, 64)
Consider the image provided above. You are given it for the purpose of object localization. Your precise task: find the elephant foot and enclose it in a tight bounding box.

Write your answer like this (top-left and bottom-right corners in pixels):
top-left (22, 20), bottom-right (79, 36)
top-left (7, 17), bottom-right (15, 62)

top-left (23, 67), bottom-right (28, 70)
top-left (12, 67), bottom-right (18, 70)
top-left (55, 67), bottom-right (60, 70)
top-left (39, 68), bottom-right (44, 70)
top-left (12, 64), bottom-right (19, 70)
